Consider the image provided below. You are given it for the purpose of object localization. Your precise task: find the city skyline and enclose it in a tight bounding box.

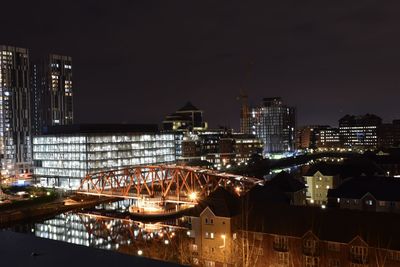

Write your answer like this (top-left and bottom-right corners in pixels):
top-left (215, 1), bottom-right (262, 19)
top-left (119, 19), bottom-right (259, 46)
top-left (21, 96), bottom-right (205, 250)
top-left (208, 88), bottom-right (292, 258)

top-left (1, 0), bottom-right (400, 129)
top-left (3, 2), bottom-right (400, 267)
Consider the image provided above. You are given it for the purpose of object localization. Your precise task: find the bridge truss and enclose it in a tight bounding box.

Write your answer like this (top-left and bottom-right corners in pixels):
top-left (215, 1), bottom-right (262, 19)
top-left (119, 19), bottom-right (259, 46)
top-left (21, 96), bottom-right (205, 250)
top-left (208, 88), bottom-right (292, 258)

top-left (77, 165), bottom-right (263, 202)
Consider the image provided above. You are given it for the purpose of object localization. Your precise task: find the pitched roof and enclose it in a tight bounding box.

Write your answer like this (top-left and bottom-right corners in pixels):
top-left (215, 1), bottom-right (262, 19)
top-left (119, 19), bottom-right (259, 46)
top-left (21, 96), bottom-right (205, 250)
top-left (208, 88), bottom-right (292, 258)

top-left (304, 160), bottom-right (384, 178)
top-left (242, 202), bottom-right (400, 250)
top-left (268, 171), bottom-right (306, 192)
top-left (177, 102), bottom-right (200, 112)
top-left (327, 175), bottom-right (400, 201)
top-left (245, 184), bottom-right (290, 204)
top-left (193, 187), bottom-right (240, 217)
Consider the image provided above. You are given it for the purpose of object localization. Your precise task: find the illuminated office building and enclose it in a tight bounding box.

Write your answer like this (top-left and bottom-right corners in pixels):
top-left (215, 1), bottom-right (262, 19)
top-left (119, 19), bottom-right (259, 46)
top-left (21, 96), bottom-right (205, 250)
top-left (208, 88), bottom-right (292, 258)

top-left (32, 54), bottom-right (73, 135)
top-left (317, 127), bottom-right (341, 148)
top-left (339, 114), bottom-right (381, 149)
top-left (32, 124), bottom-right (176, 189)
top-left (0, 45), bottom-right (32, 176)
top-left (249, 97), bottom-right (296, 155)
top-left (296, 125), bottom-right (330, 149)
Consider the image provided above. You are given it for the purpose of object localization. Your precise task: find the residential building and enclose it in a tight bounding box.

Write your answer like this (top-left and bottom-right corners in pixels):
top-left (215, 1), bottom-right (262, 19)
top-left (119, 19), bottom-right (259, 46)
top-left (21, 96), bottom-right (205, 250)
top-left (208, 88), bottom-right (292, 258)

top-left (234, 203), bottom-right (400, 267)
top-left (303, 171), bottom-right (340, 205)
top-left (249, 97), bottom-right (296, 155)
top-left (327, 175), bottom-right (400, 213)
top-left (339, 114), bottom-right (382, 149)
top-left (0, 45), bottom-right (32, 176)
top-left (188, 187), bottom-right (239, 266)
top-left (188, 187), bottom-right (400, 267)
top-left (32, 124), bottom-right (176, 189)
top-left (267, 171), bottom-right (307, 205)
top-left (32, 54), bottom-right (73, 135)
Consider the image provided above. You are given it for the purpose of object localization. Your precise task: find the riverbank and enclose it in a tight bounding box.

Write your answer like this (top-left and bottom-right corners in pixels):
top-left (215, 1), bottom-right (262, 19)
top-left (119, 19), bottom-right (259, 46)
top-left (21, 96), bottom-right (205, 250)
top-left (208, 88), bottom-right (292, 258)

top-left (0, 195), bottom-right (116, 228)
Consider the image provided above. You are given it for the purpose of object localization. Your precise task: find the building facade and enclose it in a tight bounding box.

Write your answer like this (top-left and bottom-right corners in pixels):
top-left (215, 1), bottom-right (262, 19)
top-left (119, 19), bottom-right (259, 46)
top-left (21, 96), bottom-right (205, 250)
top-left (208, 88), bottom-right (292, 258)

top-left (303, 171), bottom-right (340, 205)
top-left (378, 120), bottom-right (400, 149)
top-left (339, 114), bottom-right (382, 149)
top-left (179, 130), bottom-right (263, 169)
top-left (32, 54), bottom-right (73, 135)
top-left (163, 102), bottom-right (207, 132)
top-left (317, 127), bottom-right (341, 149)
top-left (328, 176), bottom-right (400, 213)
top-left (0, 45), bottom-right (32, 176)
top-left (32, 124), bottom-right (176, 189)
top-left (249, 97), bottom-right (296, 155)
top-left (296, 125), bottom-right (330, 150)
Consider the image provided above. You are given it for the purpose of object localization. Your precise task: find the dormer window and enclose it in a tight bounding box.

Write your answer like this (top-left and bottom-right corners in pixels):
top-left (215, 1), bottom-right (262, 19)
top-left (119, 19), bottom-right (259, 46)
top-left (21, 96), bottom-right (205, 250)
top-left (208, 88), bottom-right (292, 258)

top-left (205, 218), bottom-right (214, 225)
top-left (350, 245), bottom-right (368, 263)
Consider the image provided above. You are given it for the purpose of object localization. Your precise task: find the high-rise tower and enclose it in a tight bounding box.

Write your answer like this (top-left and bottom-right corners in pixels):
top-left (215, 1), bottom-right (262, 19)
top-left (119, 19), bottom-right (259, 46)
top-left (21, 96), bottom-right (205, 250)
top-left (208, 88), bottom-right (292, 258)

top-left (249, 97), bottom-right (296, 155)
top-left (0, 45), bottom-right (32, 175)
top-left (32, 54), bottom-right (73, 135)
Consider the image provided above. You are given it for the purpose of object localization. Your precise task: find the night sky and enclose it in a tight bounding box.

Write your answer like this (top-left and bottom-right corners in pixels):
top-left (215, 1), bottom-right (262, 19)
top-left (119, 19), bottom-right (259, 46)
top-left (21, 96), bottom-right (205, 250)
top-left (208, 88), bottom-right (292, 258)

top-left (1, 0), bottom-right (400, 129)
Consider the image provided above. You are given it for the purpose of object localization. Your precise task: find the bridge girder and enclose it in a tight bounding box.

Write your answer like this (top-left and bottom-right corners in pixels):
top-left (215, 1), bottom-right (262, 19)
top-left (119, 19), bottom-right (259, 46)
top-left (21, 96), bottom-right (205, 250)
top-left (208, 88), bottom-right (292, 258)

top-left (78, 165), bottom-right (263, 201)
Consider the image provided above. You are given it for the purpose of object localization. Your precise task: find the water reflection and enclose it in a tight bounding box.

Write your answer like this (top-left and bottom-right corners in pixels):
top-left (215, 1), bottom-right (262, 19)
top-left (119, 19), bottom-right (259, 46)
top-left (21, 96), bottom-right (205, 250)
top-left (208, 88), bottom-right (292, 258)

top-left (20, 199), bottom-right (195, 265)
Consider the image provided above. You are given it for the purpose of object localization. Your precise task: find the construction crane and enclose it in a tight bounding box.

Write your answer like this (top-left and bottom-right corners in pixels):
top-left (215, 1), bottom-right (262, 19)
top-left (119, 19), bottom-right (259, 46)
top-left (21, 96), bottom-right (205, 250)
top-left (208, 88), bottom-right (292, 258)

top-left (236, 59), bottom-right (254, 134)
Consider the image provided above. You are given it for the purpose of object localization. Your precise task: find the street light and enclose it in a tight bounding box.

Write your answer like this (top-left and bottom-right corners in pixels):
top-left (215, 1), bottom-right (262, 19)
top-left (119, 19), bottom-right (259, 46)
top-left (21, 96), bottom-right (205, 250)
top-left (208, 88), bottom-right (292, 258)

top-left (219, 234), bottom-right (226, 248)
top-left (189, 192), bottom-right (198, 202)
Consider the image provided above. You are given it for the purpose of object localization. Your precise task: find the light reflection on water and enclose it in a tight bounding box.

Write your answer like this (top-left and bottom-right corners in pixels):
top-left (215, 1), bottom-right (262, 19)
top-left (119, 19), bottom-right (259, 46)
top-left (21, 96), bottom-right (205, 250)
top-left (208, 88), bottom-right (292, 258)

top-left (18, 199), bottom-right (194, 265)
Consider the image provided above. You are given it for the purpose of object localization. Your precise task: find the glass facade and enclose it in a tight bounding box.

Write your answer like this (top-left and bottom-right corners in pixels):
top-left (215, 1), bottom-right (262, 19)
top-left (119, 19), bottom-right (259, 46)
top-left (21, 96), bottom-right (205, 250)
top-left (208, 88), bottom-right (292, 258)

top-left (249, 98), bottom-right (296, 155)
top-left (33, 133), bottom-right (176, 189)
top-left (0, 45), bottom-right (32, 176)
top-left (339, 114), bottom-right (382, 149)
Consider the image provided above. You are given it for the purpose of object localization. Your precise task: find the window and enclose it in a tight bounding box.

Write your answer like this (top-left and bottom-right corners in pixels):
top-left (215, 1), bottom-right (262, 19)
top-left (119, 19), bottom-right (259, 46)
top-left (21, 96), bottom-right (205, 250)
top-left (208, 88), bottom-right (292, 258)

top-left (350, 246), bottom-right (368, 263)
top-left (277, 252), bottom-right (289, 266)
top-left (365, 200), bottom-right (373, 206)
top-left (388, 250), bottom-right (400, 261)
top-left (205, 218), bottom-right (214, 225)
top-left (205, 232), bottom-right (215, 239)
top-left (204, 260), bottom-right (215, 267)
top-left (328, 258), bottom-right (340, 267)
top-left (274, 235), bottom-right (289, 251)
top-left (304, 239), bottom-right (317, 249)
top-left (304, 256), bottom-right (319, 267)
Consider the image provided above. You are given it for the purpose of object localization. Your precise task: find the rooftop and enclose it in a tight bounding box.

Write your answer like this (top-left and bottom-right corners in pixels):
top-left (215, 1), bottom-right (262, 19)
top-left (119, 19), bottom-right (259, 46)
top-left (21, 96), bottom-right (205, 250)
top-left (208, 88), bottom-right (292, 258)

top-left (243, 202), bottom-right (400, 250)
top-left (268, 171), bottom-right (306, 193)
top-left (42, 124), bottom-right (159, 135)
top-left (193, 187), bottom-right (240, 217)
top-left (177, 102), bottom-right (201, 112)
top-left (327, 175), bottom-right (400, 201)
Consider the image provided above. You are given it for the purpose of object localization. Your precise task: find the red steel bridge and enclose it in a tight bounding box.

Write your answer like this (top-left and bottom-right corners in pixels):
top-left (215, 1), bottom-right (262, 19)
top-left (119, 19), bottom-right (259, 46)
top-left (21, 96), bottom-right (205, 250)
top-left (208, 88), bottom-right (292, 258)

top-left (77, 165), bottom-right (263, 203)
